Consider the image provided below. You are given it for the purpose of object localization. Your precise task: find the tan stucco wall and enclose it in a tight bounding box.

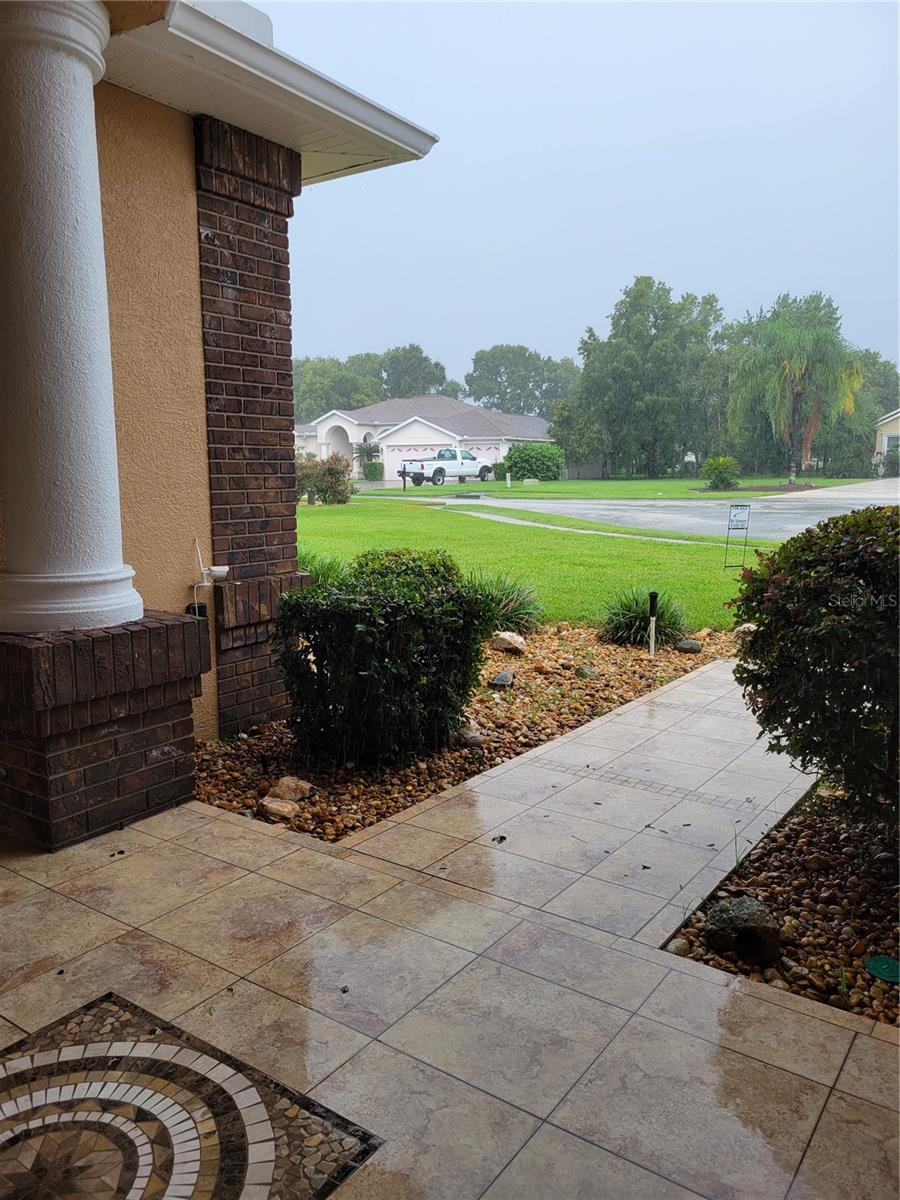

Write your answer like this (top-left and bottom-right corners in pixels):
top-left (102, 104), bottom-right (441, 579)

top-left (875, 413), bottom-right (900, 454)
top-left (96, 82), bottom-right (218, 738)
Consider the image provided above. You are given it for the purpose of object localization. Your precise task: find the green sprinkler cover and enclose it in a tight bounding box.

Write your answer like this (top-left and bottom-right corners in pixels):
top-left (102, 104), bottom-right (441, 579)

top-left (865, 956), bottom-right (900, 984)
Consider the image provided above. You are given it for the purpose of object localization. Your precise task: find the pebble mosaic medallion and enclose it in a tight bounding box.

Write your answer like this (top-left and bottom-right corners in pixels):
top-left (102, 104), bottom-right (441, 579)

top-left (0, 994), bottom-right (381, 1199)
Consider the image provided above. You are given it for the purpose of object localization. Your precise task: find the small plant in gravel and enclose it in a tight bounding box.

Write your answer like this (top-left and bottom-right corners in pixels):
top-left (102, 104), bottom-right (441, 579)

top-left (465, 572), bottom-right (543, 634)
top-left (733, 505), bottom-right (899, 818)
top-left (274, 548), bottom-right (491, 768)
top-left (600, 587), bottom-right (687, 648)
top-left (699, 455), bottom-right (741, 491)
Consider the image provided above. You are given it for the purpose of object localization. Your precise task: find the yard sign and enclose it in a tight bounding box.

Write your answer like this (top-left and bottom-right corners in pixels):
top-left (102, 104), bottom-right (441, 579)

top-left (724, 504), bottom-right (751, 570)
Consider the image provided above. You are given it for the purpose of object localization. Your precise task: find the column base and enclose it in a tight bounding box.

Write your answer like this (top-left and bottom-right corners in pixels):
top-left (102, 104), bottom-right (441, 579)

top-left (0, 611), bottom-right (210, 849)
top-left (0, 565), bottom-right (144, 633)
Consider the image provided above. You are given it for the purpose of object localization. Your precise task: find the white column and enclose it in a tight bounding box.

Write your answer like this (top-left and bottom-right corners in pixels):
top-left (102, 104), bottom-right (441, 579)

top-left (0, 1), bottom-right (143, 632)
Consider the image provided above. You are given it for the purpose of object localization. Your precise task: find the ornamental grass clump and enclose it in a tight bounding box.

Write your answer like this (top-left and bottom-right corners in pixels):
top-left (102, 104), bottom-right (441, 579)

top-left (273, 548), bottom-right (493, 768)
top-left (599, 587), bottom-right (687, 648)
top-left (733, 505), bottom-right (899, 819)
top-left (464, 571), bottom-right (543, 634)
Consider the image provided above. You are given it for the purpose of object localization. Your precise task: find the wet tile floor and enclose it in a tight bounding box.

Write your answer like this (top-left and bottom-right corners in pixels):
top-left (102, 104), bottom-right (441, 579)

top-left (0, 661), bottom-right (896, 1199)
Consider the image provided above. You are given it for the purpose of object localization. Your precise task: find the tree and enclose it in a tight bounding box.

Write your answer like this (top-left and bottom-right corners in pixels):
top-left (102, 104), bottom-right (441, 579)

top-left (464, 344), bottom-right (580, 418)
top-left (380, 344), bottom-right (447, 398)
top-left (293, 356), bottom-right (381, 422)
top-left (553, 277), bottom-right (722, 478)
top-left (729, 293), bottom-right (862, 484)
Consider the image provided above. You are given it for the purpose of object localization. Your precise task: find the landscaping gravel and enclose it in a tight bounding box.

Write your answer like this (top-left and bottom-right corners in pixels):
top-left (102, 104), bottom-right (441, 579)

top-left (194, 625), bottom-right (734, 842)
top-left (677, 791), bottom-right (899, 1025)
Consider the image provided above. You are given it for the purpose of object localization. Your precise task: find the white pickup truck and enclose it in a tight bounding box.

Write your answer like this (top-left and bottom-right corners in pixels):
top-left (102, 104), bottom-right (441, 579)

top-left (398, 448), bottom-right (494, 486)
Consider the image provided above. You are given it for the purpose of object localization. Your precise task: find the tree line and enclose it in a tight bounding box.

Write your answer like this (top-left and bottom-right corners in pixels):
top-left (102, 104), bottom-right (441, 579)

top-left (293, 276), bottom-right (898, 479)
top-left (292, 343), bottom-right (579, 422)
top-left (553, 279), bottom-right (898, 480)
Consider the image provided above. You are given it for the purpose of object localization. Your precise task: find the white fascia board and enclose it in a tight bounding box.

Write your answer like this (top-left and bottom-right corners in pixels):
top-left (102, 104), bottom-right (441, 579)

top-left (104, 1), bottom-right (438, 185)
top-left (375, 417), bottom-right (461, 442)
top-left (875, 408), bottom-right (900, 425)
top-left (314, 410), bottom-right (361, 426)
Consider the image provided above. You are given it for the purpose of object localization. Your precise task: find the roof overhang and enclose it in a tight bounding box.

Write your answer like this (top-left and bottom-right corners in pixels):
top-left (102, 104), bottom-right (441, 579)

top-left (875, 408), bottom-right (900, 426)
top-left (103, 1), bottom-right (438, 185)
top-left (314, 410), bottom-right (362, 426)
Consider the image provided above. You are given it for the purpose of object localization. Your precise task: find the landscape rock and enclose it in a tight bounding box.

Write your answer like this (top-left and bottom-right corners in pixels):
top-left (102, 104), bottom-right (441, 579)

top-left (704, 896), bottom-right (782, 964)
top-left (457, 721), bottom-right (485, 749)
top-left (665, 937), bottom-right (691, 957)
top-left (490, 631), bottom-right (527, 655)
top-left (268, 775), bottom-right (316, 802)
top-left (522, 478), bottom-right (541, 485)
top-left (259, 796), bottom-right (301, 821)
top-left (575, 663), bottom-right (599, 680)
top-left (694, 628), bottom-right (712, 642)
top-left (675, 639), bottom-right (703, 654)
top-left (489, 669), bottom-right (515, 689)
top-left (734, 622), bottom-right (758, 637)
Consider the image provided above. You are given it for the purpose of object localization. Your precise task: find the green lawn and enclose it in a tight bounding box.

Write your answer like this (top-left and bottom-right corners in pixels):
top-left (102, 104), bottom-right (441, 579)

top-left (372, 475), bottom-right (864, 501)
top-left (296, 501), bottom-right (763, 628)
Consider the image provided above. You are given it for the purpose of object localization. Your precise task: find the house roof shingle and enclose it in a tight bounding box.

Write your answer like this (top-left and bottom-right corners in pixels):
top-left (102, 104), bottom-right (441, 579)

top-left (323, 395), bottom-right (551, 441)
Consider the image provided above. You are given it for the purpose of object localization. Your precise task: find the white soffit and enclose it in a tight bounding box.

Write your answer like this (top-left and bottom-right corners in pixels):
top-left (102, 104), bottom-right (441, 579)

top-left (103, 0), bottom-right (438, 185)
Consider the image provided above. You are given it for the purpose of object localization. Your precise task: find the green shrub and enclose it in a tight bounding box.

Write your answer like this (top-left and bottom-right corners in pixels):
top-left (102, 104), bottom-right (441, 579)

top-left (297, 547), bottom-right (348, 589)
top-left (500, 442), bottom-right (565, 481)
top-left (699, 455), bottom-right (741, 490)
top-left (295, 452), bottom-right (356, 504)
top-left (883, 449), bottom-right (900, 478)
top-left (274, 549), bottom-right (489, 767)
top-left (362, 460), bottom-right (384, 481)
top-left (600, 587), bottom-right (687, 647)
top-left (465, 571), bottom-right (542, 634)
top-left (316, 453), bottom-right (357, 504)
top-left (733, 506), bottom-right (899, 817)
top-left (351, 548), bottom-right (462, 595)
top-left (295, 452), bottom-right (320, 501)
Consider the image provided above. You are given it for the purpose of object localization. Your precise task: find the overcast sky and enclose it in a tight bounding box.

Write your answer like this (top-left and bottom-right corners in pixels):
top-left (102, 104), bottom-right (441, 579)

top-left (258, 1), bottom-right (898, 383)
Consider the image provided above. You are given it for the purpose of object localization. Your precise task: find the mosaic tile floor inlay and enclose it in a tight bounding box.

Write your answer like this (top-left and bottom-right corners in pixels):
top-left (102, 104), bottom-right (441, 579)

top-left (0, 994), bottom-right (380, 1199)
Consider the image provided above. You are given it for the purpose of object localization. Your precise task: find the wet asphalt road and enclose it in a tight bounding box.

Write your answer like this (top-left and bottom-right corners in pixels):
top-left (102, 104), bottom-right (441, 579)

top-left (434, 480), bottom-right (899, 540)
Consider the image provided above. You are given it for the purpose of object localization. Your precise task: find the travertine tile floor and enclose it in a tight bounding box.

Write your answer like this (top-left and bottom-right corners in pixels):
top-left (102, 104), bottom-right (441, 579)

top-left (0, 660), bottom-right (897, 1199)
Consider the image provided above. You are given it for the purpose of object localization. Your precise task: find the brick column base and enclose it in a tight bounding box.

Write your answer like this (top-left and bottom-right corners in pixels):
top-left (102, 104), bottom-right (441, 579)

top-left (213, 573), bottom-right (309, 736)
top-left (0, 612), bottom-right (210, 850)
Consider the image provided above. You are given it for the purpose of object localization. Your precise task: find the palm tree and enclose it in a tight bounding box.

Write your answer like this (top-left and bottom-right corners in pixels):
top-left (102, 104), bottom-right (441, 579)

top-left (732, 294), bottom-right (861, 484)
top-left (352, 440), bottom-right (381, 464)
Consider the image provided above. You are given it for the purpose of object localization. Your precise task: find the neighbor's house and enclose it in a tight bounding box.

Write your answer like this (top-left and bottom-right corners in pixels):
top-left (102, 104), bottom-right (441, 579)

top-left (874, 409), bottom-right (900, 457)
top-left (297, 395), bottom-right (552, 478)
top-left (0, 0), bottom-right (435, 848)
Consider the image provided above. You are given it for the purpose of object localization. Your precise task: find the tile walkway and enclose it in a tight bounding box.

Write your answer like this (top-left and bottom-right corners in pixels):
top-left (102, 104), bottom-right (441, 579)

top-left (0, 659), bottom-right (896, 1199)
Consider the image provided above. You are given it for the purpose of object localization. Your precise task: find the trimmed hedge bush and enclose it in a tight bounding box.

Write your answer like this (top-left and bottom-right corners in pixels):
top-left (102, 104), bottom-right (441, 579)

top-left (498, 442), bottom-right (565, 481)
top-left (362, 460), bottom-right (384, 481)
top-left (274, 549), bottom-right (491, 767)
top-left (733, 505), bottom-right (899, 817)
top-left (599, 587), bottom-right (687, 648)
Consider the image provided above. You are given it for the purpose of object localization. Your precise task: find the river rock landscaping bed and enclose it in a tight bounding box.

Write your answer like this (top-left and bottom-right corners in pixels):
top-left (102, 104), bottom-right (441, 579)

top-left (674, 790), bottom-right (899, 1025)
top-left (194, 624), bottom-right (734, 842)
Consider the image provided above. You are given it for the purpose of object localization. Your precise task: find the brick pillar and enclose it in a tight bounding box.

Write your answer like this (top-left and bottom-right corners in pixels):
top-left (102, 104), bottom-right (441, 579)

top-left (194, 115), bottom-right (309, 737)
top-left (0, 612), bottom-right (210, 850)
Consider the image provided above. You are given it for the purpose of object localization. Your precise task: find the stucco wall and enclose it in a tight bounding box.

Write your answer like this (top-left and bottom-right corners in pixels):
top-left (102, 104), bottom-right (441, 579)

top-left (95, 82), bottom-right (218, 738)
top-left (876, 413), bottom-right (900, 454)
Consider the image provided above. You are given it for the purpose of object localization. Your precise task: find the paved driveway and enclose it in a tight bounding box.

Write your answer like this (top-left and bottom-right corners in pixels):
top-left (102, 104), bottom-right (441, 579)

top-left (441, 479), bottom-right (899, 540)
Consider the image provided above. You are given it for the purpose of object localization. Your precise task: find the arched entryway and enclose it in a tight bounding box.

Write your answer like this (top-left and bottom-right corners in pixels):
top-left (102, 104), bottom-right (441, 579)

top-left (323, 424), bottom-right (352, 466)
